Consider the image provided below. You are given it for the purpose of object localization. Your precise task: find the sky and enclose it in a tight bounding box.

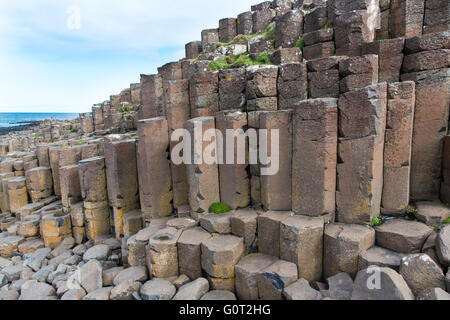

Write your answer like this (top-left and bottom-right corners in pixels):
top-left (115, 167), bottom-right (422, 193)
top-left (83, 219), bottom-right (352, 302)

top-left (0, 0), bottom-right (257, 113)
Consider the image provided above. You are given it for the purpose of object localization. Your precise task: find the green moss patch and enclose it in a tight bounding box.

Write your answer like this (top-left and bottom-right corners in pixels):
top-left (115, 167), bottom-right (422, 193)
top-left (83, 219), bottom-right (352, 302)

top-left (208, 202), bottom-right (232, 214)
top-left (370, 216), bottom-right (382, 227)
top-left (209, 52), bottom-right (273, 72)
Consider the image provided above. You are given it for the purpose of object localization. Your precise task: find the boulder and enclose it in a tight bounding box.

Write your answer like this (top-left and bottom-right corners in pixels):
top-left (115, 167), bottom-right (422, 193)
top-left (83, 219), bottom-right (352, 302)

top-left (283, 278), bottom-right (322, 300)
top-left (436, 224), bottom-right (450, 267)
top-left (113, 266), bottom-right (148, 286)
top-left (172, 277), bottom-right (209, 300)
top-left (19, 281), bottom-right (57, 300)
top-left (79, 259), bottom-right (103, 293)
top-left (351, 267), bottom-right (414, 300)
top-left (110, 280), bottom-right (142, 300)
top-left (83, 244), bottom-right (111, 261)
top-left (82, 287), bottom-right (112, 300)
top-left (140, 279), bottom-right (176, 300)
top-left (417, 287), bottom-right (450, 300)
top-left (399, 253), bottom-right (446, 295)
top-left (61, 288), bottom-right (86, 300)
top-left (201, 290), bottom-right (237, 300)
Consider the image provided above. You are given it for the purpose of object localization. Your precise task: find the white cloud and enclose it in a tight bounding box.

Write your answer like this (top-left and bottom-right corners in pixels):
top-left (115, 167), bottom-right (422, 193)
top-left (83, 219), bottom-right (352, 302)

top-left (0, 0), bottom-right (257, 112)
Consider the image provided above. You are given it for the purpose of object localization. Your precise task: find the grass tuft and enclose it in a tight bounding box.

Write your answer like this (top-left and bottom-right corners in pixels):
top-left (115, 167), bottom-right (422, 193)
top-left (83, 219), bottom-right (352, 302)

top-left (295, 37), bottom-right (304, 49)
top-left (209, 52), bottom-right (273, 72)
top-left (208, 202), bottom-right (232, 214)
top-left (370, 216), bottom-right (382, 227)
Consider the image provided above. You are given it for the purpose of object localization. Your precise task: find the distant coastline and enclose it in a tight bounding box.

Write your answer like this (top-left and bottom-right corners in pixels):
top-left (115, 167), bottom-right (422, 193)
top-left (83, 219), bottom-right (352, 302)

top-left (0, 112), bottom-right (78, 135)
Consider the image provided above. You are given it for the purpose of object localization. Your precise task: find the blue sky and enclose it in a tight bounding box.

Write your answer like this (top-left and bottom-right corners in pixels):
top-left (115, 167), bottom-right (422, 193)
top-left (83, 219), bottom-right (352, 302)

top-left (0, 0), bottom-right (256, 113)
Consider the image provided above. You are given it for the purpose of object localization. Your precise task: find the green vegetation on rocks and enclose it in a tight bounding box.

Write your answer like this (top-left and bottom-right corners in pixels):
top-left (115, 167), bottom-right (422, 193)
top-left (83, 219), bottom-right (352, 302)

top-left (370, 216), bottom-right (382, 227)
top-left (208, 202), bottom-right (231, 214)
top-left (209, 52), bottom-right (272, 72)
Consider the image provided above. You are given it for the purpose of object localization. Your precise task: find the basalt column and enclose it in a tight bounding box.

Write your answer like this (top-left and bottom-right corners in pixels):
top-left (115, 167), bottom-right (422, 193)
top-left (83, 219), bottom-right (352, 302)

top-left (165, 79), bottom-right (190, 210)
top-left (259, 110), bottom-right (292, 211)
top-left (184, 117), bottom-right (220, 220)
top-left (78, 157), bottom-right (110, 240)
top-left (137, 117), bottom-right (173, 222)
top-left (336, 83), bottom-right (387, 224)
top-left (402, 31), bottom-right (450, 200)
top-left (215, 111), bottom-right (250, 209)
top-left (381, 81), bottom-right (415, 215)
top-left (104, 139), bottom-right (139, 239)
top-left (292, 98), bottom-right (338, 218)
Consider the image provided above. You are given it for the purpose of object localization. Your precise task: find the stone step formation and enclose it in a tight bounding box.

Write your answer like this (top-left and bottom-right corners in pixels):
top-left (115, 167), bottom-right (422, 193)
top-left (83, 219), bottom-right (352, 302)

top-left (0, 0), bottom-right (449, 301)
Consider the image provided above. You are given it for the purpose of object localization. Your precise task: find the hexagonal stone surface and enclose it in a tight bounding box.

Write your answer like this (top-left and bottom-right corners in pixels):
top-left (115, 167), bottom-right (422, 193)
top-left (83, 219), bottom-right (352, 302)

top-left (177, 227), bottom-right (212, 280)
top-left (359, 246), bottom-right (405, 271)
top-left (230, 209), bottom-right (258, 249)
top-left (283, 278), bottom-right (322, 300)
top-left (324, 223), bottom-right (375, 278)
top-left (399, 253), bottom-right (446, 295)
top-left (351, 267), bottom-right (414, 300)
top-left (201, 234), bottom-right (244, 278)
top-left (375, 219), bottom-right (432, 254)
top-left (140, 279), bottom-right (176, 300)
top-left (166, 217), bottom-right (198, 230)
top-left (235, 253), bottom-right (278, 300)
top-left (200, 290), bottom-right (236, 300)
top-left (326, 272), bottom-right (354, 300)
top-left (257, 259), bottom-right (298, 300)
top-left (113, 266), bottom-right (148, 286)
top-left (199, 213), bottom-right (233, 234)
top-left (172, 277), bottom-right (209, 300)
top-left (415, 201), bottom-right (450, 225)
top-left (436, 224), bottom-right (450, 267)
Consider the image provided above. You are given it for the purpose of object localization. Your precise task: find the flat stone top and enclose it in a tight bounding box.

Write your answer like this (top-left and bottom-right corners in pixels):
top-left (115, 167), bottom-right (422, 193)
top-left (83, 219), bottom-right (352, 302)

top-left (78, 156), bottom-right (105, 164)
top-left (166, 217), bottom-right (198, 230)
top-left (375, 219), bottom-right (432, 238)
top-left (178, 227), bottom-right (212, 246)
top-left (260, 259), bottom-right (298, 278)
top-left (201, 234), bottom-right (243, 251)
top-left (325, 223), bottom-right (375, 241)
top-left (27, 166), bottom-right (51, 172)
top-left (186, 116), bottom-right (215, 123)
top-left (0, 236), bottom-right (24, 244)
top-left (259, 210), bottom-right (294, 222)
top-left (149, 227), bottom-right (182, 246)
top-left (360, 246), bottom-right (405, 266)
top-left (235, 253), bottom-right (278, 273)
top-left (231, 209), bottom-right (259, 222)
top-left (280, 215), bottom-right (324, 230)
top-left (138, 116), bottom-right (167, 123)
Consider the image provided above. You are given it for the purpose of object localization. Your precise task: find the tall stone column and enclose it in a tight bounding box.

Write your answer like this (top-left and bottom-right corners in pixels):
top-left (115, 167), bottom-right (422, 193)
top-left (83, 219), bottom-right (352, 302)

top-left (137, 117), bottom-right (173, 222)
top-left (215, 111), bottom-right (250, 209)
top-left (165, 79), bottom-right (190, 210)
top-left (78, 157), bottom-right (110, 240)
top-left (381, 81), bottom-right (415, 215)
top-left (336, 83), bottom-right (387, 224)
top-left (259, 110), bottom-right (292, 211)
top-left (104, 139), bottom-right (139, 239)
top-left (292, 98), bottom-right (338, 217)
top-left (184, 117), bottom-right (220, 220)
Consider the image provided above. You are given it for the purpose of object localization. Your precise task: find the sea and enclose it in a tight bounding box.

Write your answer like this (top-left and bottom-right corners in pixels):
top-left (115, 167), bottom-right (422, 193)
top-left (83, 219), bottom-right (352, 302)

top-left (0, 112), bottom-right (79, 128)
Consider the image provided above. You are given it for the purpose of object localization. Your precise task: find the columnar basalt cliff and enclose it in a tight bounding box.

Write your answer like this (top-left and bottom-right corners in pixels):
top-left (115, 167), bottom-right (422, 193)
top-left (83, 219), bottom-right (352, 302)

top-left (0, 0), bottom-right (449, 301)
